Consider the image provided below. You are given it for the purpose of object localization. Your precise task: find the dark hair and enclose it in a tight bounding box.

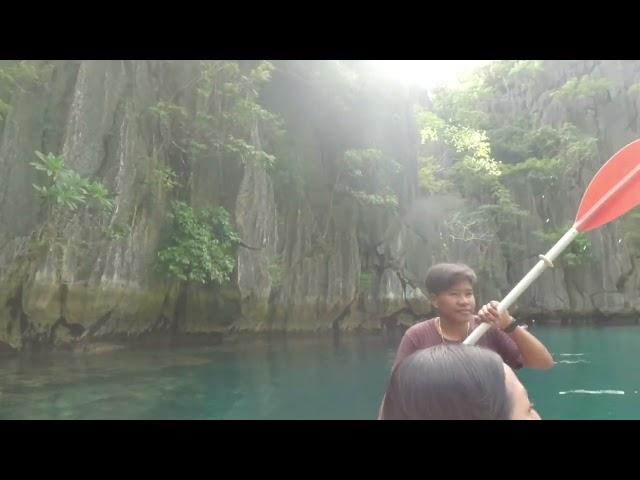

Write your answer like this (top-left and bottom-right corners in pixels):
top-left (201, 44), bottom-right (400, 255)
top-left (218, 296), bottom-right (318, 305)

top-left (425, 263), bottom-right (477, 295)
top-left (381, 345), bottom-right (512, 420)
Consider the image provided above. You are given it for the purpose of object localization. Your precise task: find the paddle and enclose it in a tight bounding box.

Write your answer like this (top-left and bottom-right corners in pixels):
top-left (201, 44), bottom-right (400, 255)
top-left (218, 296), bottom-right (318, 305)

top-left (464, 139), bottom-right (640, 345)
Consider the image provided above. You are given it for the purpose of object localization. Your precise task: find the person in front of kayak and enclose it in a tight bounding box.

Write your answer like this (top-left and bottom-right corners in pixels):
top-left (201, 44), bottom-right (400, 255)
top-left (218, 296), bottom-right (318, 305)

top-left (392, 262), bottom-right (554, 371)
top-left (377, 262), bottom-right (553, 419)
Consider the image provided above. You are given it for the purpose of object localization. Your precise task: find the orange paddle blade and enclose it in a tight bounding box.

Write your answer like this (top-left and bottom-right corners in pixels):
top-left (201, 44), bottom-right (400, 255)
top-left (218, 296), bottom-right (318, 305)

top-left (575, 139), bottom-right (640, 232)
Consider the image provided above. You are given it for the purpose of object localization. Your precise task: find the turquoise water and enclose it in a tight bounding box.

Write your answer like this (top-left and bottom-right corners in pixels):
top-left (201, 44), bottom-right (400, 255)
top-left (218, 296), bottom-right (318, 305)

top-left (519, 325), bottom-right (640, 419)
top-left (0, 325), bottom-right (639, 419)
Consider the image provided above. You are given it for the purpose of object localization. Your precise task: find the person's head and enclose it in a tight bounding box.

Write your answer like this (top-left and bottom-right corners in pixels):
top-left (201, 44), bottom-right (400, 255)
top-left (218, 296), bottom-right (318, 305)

top-left (425, 263), bottom-right (477, 324)
top-left (381, 344), bottom-right (540, 420)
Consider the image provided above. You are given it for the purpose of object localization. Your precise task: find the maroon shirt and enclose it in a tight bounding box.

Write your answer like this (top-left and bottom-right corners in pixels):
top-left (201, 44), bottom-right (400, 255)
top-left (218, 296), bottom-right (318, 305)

top-left (393, 317), bottom-right (523, 371)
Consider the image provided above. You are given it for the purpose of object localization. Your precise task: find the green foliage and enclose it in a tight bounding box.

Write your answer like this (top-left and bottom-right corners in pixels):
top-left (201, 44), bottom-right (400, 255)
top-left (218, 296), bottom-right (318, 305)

top-left (449, 127), bottom-right (494, 163)
top-left (414, 60), bottom-right (629, 272)
top-left (31, 150), bottom-right (64, 177)
top-left (508, 60), bottom-right (544, 77)
top-left (502, 156), bottom-right (561, 184)
top-left (477, 184), bottom-right (528, 223)
top-left (418, 156), bottom-right (451, 194)
top-left (152, 165), bottom-right (179, 192)
top-left (430, 76), bottom-right (491, 129)
top-left (480, 60), bottom-right (546, 94)
top-left (552, 75), bottom-right (612, 103)
top-left (416, 109), bottom-right (447, 143)
top-left (0, 98), bottom-right (11, 121)
top-left (498, 123), bottom-right (597, 188)
top-left (340, 148), bottom-right (402, 209)
top-left (416, 73), bottom-right (531, 235)
top-left (150, 60), bottom-right (282, 169)
top-left (490, 120), bottom-right (597, 171)
top-left (358, 270), bottom-right (373, 291)
top-left (349, 191), bottom-right (399, 208)
top-left (458, 149), bottom-right (502, 179)
top-left (30, 151), bottom-right (114, 214)
top-left (416, 105), bottom-right (504, 204)
top-left (0, 61), bottom-right (52, 122)
top-left (156, 201), bottom-right (240, 284)
top-left (526, 125), bottom-right (563, 158)
top-left (489, 122), bottom-right (537, 164)
top-left (0, 61), bottom-right (49, 88)
top-left (222, 135), bottom-right (276, 167)
top-left (627, 82), bottom-right (640, 98)
top-left (417, 107), bottom-right (501, 176)
top-left (149, 101), bottom-right (188, 120)
top-left (268, 254), bottom-right (283, 289)
top-left (534, 226), bottom-right (593, 267)
top-left (109, 223), bottom-right (131, 241)
top-left (557, 124), bottom-right (598, 171)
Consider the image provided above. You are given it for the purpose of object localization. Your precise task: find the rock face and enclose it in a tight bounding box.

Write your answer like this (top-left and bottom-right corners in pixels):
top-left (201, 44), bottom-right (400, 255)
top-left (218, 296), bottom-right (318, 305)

top-left (481, 60), bottom-right (640, 317)
top-left (0, 60), bottom-right (639, 352)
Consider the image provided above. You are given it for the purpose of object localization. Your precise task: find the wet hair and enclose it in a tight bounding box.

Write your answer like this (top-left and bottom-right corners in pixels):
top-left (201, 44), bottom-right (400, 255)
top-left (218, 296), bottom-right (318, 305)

top-left (425, 263), bottom-right (477, 295)
top-left (381, 344), bottom-right (512, 420)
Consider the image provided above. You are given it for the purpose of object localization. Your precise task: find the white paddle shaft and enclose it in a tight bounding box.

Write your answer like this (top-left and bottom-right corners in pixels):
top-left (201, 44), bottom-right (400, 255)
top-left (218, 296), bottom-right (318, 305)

top-left (464, 227), bottom-right (580, 345)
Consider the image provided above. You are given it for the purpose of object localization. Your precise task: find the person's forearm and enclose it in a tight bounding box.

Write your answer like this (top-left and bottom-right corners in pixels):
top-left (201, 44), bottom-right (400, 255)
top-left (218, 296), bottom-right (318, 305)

top-left (508, 326), bottom-right (554, 369)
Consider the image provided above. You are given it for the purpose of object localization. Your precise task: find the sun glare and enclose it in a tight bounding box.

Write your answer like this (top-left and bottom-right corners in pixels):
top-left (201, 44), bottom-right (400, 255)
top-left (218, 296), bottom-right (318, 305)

top-left (370, 60), bottom-right (492, 90)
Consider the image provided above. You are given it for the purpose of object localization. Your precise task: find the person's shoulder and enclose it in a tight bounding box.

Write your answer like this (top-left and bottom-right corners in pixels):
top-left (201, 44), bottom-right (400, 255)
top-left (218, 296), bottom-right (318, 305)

top-left (404, 317), bottom-right (437, 336)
